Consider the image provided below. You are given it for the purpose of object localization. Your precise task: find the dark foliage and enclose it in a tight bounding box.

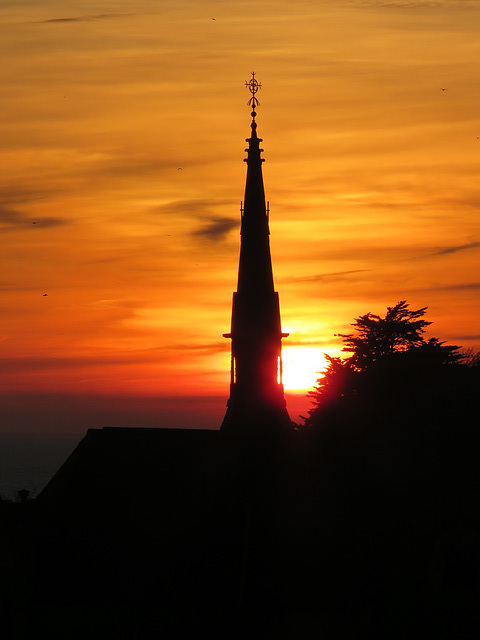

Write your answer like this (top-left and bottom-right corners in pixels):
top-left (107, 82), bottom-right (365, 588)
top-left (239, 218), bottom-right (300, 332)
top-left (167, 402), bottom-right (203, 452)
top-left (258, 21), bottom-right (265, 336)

top-left (304, 301), bottom-right (478, 433)
top-left (339, 300), bottom-right (432, 367)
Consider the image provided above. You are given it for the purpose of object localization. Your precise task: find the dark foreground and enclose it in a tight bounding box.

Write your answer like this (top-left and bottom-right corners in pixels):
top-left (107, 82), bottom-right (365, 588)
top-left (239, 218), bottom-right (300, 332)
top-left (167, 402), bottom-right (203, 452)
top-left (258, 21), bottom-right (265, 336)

top-left (2, 425), bottom-right (479, 639)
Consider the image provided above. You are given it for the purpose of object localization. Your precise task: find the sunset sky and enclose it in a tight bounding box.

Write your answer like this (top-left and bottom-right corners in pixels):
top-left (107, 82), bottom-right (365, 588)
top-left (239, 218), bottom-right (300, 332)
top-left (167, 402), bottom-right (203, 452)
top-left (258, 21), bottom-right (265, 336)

top-left (2, 0), bottom-right (480, 432)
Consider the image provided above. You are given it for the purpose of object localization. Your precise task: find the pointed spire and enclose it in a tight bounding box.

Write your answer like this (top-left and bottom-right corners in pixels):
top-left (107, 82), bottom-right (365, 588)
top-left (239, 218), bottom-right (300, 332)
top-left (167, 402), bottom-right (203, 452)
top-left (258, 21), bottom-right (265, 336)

top-left (221, 75), bottom-right (291, 434)
top-left (245, 71), bottom-right (262, 122)
top-left (238, 74), bottom-right (272, 293)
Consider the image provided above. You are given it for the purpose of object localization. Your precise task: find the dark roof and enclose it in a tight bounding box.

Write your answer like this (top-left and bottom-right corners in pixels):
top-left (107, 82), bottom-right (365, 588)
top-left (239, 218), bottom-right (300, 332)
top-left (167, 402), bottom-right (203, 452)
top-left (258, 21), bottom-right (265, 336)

top-left (27, 426), bottom-right (480, 639)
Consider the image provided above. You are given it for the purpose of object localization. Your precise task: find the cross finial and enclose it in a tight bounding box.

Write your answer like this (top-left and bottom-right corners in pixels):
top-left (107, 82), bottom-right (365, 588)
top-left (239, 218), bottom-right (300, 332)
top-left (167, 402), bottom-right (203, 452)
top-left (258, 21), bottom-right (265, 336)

top-left (245, 72), bottom-right (261, 119)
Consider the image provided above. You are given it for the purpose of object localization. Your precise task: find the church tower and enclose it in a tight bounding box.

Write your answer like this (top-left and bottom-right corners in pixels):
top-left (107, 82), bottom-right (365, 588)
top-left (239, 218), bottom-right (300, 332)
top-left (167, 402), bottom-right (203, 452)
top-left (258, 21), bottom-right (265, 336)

top-left (221, 74), bottom-right (291, 433)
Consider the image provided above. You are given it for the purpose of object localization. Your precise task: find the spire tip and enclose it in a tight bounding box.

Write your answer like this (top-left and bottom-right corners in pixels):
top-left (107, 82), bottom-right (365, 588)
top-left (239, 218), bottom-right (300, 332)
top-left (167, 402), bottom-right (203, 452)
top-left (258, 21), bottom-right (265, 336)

top-left (245, 72), bottom-right (261, 121)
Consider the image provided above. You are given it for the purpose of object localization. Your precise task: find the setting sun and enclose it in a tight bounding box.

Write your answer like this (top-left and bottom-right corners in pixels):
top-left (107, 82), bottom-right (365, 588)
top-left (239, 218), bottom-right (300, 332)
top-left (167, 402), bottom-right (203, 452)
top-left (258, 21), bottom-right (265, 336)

top-left (282, 347), bottom-right (327, 392)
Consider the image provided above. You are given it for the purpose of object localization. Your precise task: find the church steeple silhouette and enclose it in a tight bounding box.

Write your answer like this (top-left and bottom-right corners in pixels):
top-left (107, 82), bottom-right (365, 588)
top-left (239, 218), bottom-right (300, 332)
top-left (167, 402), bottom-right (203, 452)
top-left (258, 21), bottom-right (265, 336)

top-left (221, 74), bottom-right (292, 433)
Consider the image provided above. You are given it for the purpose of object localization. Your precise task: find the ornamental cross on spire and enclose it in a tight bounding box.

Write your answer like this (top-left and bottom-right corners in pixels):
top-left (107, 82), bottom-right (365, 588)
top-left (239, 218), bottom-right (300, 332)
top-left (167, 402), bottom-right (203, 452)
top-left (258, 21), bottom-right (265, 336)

top-left (246, 72), bottom-right (261, 119)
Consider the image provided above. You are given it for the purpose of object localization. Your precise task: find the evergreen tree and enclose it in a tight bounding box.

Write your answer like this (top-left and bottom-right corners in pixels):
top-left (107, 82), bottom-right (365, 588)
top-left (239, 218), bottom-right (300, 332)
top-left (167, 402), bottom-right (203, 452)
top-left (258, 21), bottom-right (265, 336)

top-left (304, 301), bottom-right (467, 431)
top-left (338, 301), bottom-right (432, 368)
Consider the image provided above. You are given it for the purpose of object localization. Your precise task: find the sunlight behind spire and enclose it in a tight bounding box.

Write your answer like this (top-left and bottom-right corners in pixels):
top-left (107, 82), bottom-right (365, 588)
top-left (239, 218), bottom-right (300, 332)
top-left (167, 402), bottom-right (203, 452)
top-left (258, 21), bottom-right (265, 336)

top-left (281, 347), bottom-right (327, 392)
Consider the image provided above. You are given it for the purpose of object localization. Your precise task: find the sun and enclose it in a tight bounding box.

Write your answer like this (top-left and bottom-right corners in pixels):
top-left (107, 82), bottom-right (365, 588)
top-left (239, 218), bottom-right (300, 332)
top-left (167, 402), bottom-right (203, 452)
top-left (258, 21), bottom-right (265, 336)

top-left (281, 347), bottom-right (327, 392)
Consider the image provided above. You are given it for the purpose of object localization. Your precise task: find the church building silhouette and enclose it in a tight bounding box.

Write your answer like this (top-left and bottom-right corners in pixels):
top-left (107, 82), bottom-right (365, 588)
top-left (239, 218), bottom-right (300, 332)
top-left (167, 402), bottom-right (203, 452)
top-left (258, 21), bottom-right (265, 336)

top-left (9, 76), bottom-right (476, 640)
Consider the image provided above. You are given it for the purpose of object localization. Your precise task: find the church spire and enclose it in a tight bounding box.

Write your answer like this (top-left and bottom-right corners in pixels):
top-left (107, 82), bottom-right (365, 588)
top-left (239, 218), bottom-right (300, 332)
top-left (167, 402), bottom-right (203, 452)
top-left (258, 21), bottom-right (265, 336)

top-left (221, 74), bottom-right (291, 434)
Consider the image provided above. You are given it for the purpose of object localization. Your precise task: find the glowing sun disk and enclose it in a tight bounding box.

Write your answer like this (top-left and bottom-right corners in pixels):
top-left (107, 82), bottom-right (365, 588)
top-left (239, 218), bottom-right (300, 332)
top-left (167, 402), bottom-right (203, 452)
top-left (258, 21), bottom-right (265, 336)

top-left (282, 347), bottom-right (327, 392)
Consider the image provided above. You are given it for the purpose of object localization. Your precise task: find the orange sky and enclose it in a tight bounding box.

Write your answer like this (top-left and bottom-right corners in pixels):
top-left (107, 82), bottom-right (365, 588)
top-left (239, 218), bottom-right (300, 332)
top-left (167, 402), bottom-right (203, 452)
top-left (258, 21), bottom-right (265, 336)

top-left (1, 1), bottom-right (480, 431)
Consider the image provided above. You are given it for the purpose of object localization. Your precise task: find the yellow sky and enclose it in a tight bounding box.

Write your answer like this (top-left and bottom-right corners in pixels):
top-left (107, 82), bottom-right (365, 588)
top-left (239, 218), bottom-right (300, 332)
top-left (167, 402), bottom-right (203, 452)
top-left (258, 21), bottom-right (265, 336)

top-left (1, 0), bottom-right (480, 430)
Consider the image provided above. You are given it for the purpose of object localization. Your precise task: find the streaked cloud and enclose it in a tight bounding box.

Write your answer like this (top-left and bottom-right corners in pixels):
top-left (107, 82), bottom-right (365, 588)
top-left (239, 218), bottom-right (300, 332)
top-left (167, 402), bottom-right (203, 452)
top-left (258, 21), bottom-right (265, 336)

top-left (152, 199), bottom-right (216, 218)
top-left (89, 154), bottom-right (188, 180)
top-left (339, 0), bottom-right (478, 7)
top-left (0, 204), bottom-right (66, 231)
top-left (430, 241), bottom-right (480, 257)
top-left (192, 216), bottom-right (237, 241)
top-left (35, 14), bottom-right (137, 24)
top-left (429, 282), bottom-right (480, 292)
top-left (281, 269), bottom-right (371, 284)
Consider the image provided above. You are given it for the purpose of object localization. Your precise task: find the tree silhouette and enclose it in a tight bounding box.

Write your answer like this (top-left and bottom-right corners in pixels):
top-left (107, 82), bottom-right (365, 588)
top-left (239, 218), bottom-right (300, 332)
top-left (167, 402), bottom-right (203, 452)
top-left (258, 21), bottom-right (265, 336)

top-left (338, 301), bottom-right (431, 368)
top-left (304, 301), bottom-right (470, 432)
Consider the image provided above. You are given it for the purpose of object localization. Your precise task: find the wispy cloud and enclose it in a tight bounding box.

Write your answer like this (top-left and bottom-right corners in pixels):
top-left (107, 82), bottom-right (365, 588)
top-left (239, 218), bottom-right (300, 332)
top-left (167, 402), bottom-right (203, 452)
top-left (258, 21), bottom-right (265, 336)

top-left (281, 269), bottom-right (371, 284)
top-left (0, 338), bottom-right (228, 377)
top-left (0, 348), bottom-right (175, 375)
top-left (0, 188), bottom-right (66, 231)
top-left (281, 337), bottom-right (333, 348)
top-left (152, 199), bottom-right (232, 218)
top-left (35, 14), bottom-right (136, 25)
top-left (0, 205), bottom-right (65, 231)
top-left (431, 282), bottom-right (480, 292)
top-left (169, 341), bottom-right (228, 354)
top-left (429, 241), bottom-right (480, 257)
top-left (339, 0), bottom-right (478, 8)
top-left (90, 155), bottom-right (186, 180)
top-left (0, 185), bottom-right (56, 206)
top-left (151, 199), bottom-right (237, 241)
top-left (192, 216), bottom-right (237, 242)
top-left (335, 191), bottom-right (480, 214)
